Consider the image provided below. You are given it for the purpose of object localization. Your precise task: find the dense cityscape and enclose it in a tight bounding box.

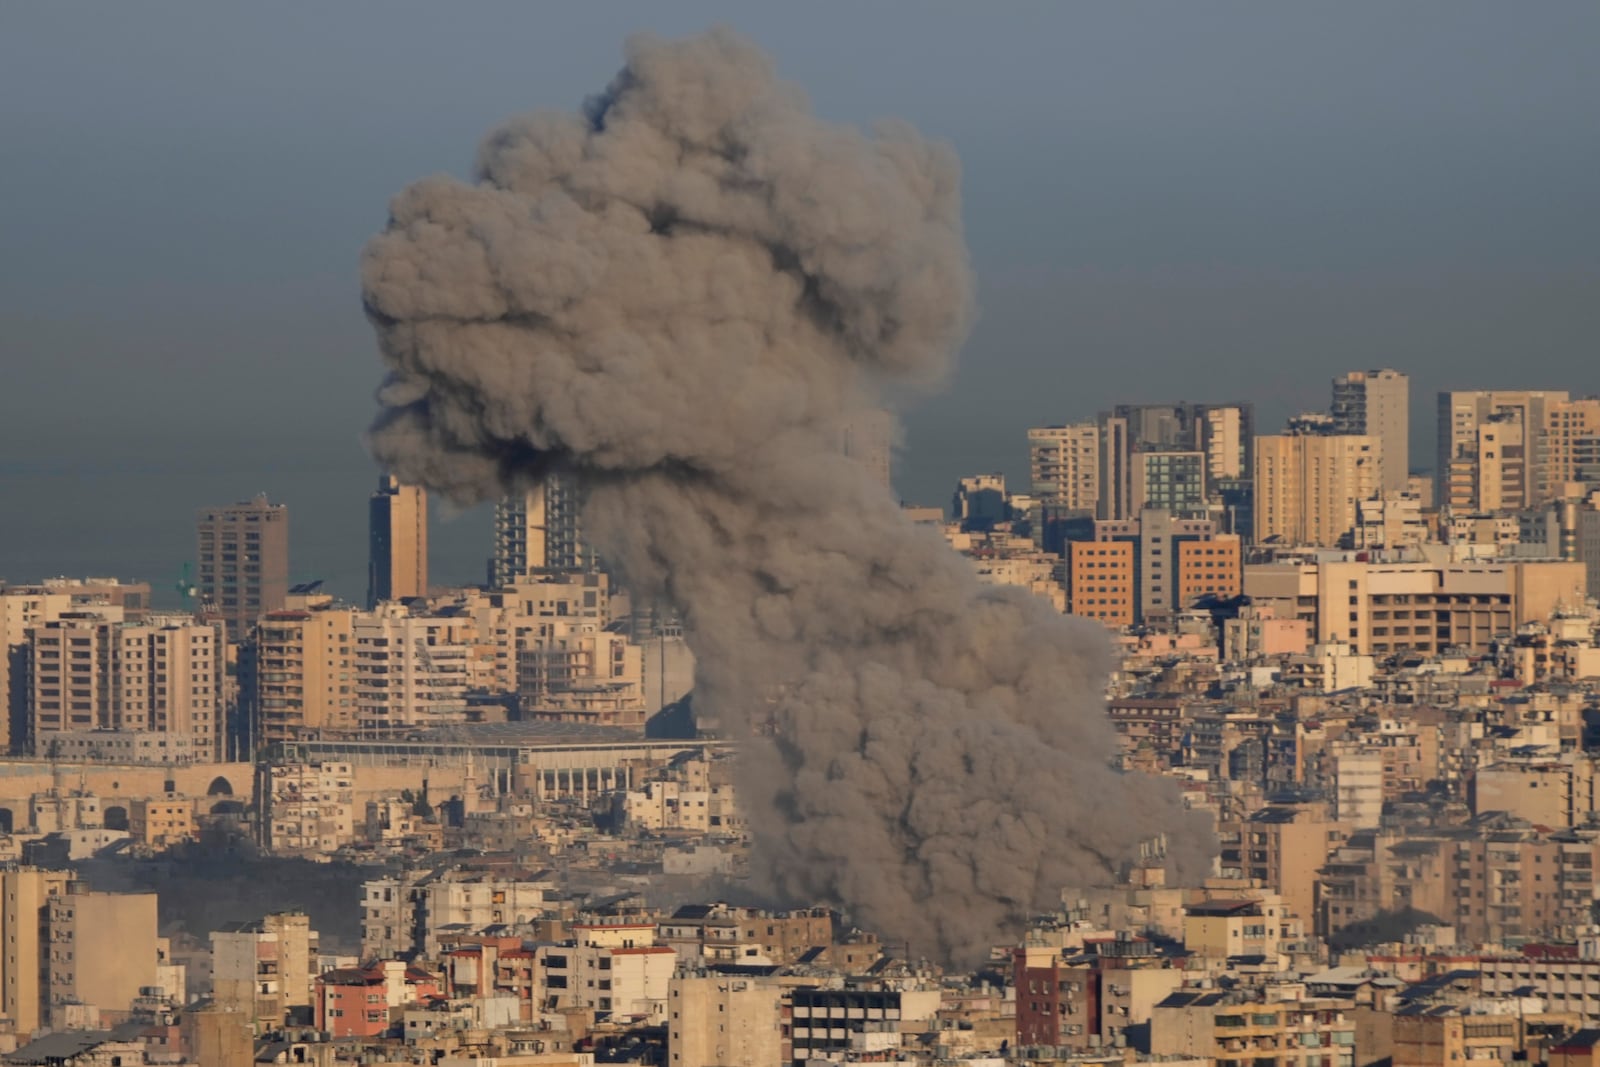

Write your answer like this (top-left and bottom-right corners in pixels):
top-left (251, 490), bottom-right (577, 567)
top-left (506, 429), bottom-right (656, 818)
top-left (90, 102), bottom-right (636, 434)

top-left (7, 372), bottom-right (1600, 1065)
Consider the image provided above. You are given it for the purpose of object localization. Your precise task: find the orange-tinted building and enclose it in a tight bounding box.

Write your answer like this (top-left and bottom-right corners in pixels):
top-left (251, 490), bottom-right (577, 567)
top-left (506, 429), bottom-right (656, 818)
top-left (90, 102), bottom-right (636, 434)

top-left (1177, 535), bottom-right (1242, 606)
top-left (315, 960), bottom-right (440, 1038)
top-left (1067, 541), bottom-right (1134, 627)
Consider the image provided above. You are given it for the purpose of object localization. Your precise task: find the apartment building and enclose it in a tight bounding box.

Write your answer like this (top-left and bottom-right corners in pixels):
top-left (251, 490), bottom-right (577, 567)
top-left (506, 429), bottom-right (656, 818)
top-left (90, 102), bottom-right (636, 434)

top-left (352, 605), bottom-right (474, 731)
top-left (1151, 992), bottom-right (1356, 1065)
top-left (211, 913), bottom-right (319, 1029)
top-left (0, 867), bottom-right (71, 1036)
top-left (1028, 423), bottom-right (1100, 514)
top-left (196, 494), bottom-right (290, 636)
top-left (27, 614), bottom-right (220, 759)
top-left (1332, 369), bottom-right (1410, 493)
top-left (259, 761), bottom-right (355, 857)
top-left (1437, 390), bottom-right (1570, 513)
top-left (367, 476), bottom-right (428, 608)
top-left (1254, 431), bottom-right (1381, 547)
top-left (491, 476), bottom-right (591, 586)
top-left (250, 603), bottom-right (356, 743)
top-left (44, 887), bottom-right (158, 1028)
top-left (668, 972), bottom-right (785, 1067)
top-left (361, 868), bottom-right (557, 961)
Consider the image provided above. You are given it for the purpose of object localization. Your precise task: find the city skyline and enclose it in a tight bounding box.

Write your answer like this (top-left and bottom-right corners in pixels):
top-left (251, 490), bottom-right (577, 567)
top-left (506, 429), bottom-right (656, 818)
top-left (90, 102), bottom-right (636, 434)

top-left (4, 4), bottom-right (1598, 599)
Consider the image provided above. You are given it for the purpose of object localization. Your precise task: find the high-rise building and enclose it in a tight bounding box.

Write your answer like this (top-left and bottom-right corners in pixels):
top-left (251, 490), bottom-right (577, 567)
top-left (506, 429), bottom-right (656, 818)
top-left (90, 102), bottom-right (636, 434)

top-left (0, 867), bottom-right (71, 1036)
top-left (1436, 390), bottom-right (1569, 513)
top-left (1131, 450), bottom-right (1207, 515)
top-left (366, 476), bottom-right (427, 608)
top-left (352, 605), bottom-right (474, 732)
top-left (249, 603), bottom-right (355, 744)
top-left (491, 476), bottom-right (591, 587)
top-left (1542, 397), bottom-right (1600, 498)
top-left (196, 494), bottom-right (289, 636)
top-left (1331, 369), bottom-right (1409, 493)
top-left (1254, 431), bottom-right (1381, 547)
top-left (211, 913), bottom-right (318, 1030)
top-left (840, 409), bottom-right (895, 491)
top-left (1026, 424), bottom-right (1099, 513)
top-left (1075, 509), bottom-right (1241, 624)
top-left (1095, 402), bottom-right (1254, 521)
top-left (28, 615), bottom-right (220, 758)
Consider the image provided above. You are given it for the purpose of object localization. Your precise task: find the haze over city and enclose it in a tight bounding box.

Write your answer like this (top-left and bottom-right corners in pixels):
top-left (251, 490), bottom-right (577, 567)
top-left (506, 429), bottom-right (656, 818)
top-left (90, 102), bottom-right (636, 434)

top-left (4, 3), bottom-right (1597, 601)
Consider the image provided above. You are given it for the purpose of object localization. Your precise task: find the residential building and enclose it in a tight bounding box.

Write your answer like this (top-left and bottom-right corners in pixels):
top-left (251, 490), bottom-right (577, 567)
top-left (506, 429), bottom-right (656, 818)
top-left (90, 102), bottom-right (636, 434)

top-left (1332, 369), bottom-right (1410, 493)
top-left (211, 913), bottom-right (319, 1029)
top-left (1066, 540), bottom-right (1135, 628)
top-left (196, 494), bottom-right (290, 636)
top-left (1150, 992), bottom-right (1356, 1064)
top-left (352, 604), bottom-right (473, 731)
top-left (0, 867), bottom-right (71, 1036)
top-left (1437, 390), bottom-right (1569, 512)
top-left (128, 795), bottom-right (195, 849)
top-left (1254, 431), bottom-right (1381, 547)
top-left (315, 960), bottom-right (440, 1039)
top-left (44, 887), bottom-right (158, 1027)
top-left (249, 603), bottom-right (356, 743)
top-left (1543, 397), bottom-right (1600, 496)
top-left (360, 869), bottom-right (556, 960)
top-left (667, 973), bottom-right (784, 1067)
top-left (839, 409), bottom-right (894, 491)
top-left (258, 761), bottom-right (355, 857)
top-left (367, 476), bottom-right (428, 608)
top-left (491, 476), bottom-right (591, 586)
top-left (27, 615), bottom-right (220, 759)
top-left (1028, 423), bottom-right (1100, 514)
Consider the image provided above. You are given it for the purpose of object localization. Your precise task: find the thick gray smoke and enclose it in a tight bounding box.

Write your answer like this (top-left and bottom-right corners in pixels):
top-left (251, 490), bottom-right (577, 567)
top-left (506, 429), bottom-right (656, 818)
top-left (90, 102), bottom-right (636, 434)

top-left (361, 28), bottom-right (1212, 965)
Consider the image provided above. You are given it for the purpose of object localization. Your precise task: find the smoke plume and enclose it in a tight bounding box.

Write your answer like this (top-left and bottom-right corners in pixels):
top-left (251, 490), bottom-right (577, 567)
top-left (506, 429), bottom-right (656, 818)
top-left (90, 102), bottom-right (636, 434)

top-left (361, 28), bottom-right (1212, 965)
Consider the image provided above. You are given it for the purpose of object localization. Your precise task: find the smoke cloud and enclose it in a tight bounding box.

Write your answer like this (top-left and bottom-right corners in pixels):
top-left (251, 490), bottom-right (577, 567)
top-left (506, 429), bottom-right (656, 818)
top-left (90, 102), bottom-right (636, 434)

top-left (361, 28), bottom-right (1212, 965)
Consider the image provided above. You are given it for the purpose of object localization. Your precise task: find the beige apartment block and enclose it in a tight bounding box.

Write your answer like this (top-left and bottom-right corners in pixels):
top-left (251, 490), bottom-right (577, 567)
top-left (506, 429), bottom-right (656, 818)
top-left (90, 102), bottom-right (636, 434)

top-left (1543, 397), bottom-right (1600, 496)
top-left (1027, 422), bottom-right (1100, 513)
top-left (196, 493), bottom-right (290, 637)
top-left (1332, 369), bottom-right (1410, 493)
top-left (28, 615), bottom-right (219, 759)
top-left (367, 476), bottom-right (428, 608)
top-left (211, 912), bottom-right (318, 1029)
top-left (1437, 390), bottom-right (1570, 512)
top-left (45, 888), bottom-right (158, 1027)
top-left (1254, 432), bottom-right (1382, 547)
top-left (0, 868), bottom-right (71, 1036)
top-left (667, 973), bottom-right (784, 1067)
top-left (252, 605), bottom-right (355, 742)
top-left (352, 606), bottom-right (474, 731)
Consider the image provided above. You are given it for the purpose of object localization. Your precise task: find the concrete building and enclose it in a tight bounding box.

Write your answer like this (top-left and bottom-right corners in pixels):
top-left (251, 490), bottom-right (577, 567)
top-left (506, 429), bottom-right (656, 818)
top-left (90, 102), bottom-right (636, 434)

top-left (250, 602), bottom-right (356, 743)
top-left (128, 794), bottom-right (195, 849)
top-left (667, 973), bottom-right (784, 1067)
top-left (1254, 431), bottom-right (1381, 547)
top-left (1332, 369), bottom-right (1410, 493)
top-left (361, 869), bottom-right (556, 961)
top-left (1028, 423), bottom-right (1100, 514)
top-left (492, 477), bottom-right (591, 587)
top-left (211, 913), bottom-right (318, 1029)
top-left (1131, 450), bottom-right (1207, 516)
top-left (1217, 804), bottom-right (1348, 923)
top-left (1068, 509), bottom-right (1240, 625)
top-left (352, 605), bottom-right (474, 731)
top-left (839, 409), bottom-right (894, 491)
top-left (1244, 554), bottom-right (1585, 657)
top-left (1542, 397), bottom-right (1600, 496)
top-left (316, 959), bottom-right (440, 1039)
top-left (0, 867), bottom-right (71, 1036)
top-left (259, 761), bottom-right (355, 857)
top-left (1066, 540), bottom-right (1135, 628)
top-left (196, 494), bottom-right (290, 636)
top-left (1437, 390), bottom-right (1569, 512)
top-left (27, 615), bottom-right (220, 759)
top-left (1151, 992), bottom-right (1355, 1064)
top-left (367, 476), bottom-right (428, 608)
top-left (44, 887), bottom-right (158, 1027)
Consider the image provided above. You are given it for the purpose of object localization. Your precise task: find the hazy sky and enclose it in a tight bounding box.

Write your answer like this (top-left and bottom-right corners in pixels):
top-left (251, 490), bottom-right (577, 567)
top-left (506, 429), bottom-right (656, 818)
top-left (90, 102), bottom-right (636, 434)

top-left (3, 3), bottom-right (1597, 601)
